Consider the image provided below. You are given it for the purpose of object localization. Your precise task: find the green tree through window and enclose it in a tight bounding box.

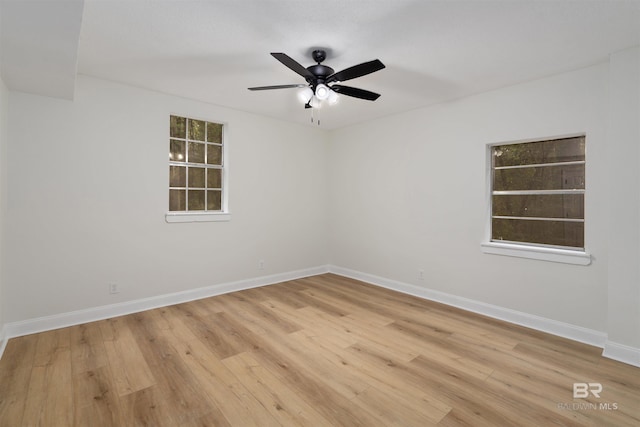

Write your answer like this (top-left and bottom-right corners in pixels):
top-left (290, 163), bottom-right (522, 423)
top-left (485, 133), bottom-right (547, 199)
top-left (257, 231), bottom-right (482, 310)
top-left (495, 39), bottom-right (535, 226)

top-left (169, 115), bottom-right (224, 212)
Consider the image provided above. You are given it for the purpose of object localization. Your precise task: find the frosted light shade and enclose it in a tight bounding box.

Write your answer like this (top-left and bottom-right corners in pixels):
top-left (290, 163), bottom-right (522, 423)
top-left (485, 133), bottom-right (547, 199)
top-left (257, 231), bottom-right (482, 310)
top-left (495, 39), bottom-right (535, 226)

top-left (328, 90), bottom-right (339, 105)
top-left (315, 84), bottom-right (330, 100)
top-left (309, 96), bottom-right (322, 109)
top-left (297, 87), bottom-right (313, 103)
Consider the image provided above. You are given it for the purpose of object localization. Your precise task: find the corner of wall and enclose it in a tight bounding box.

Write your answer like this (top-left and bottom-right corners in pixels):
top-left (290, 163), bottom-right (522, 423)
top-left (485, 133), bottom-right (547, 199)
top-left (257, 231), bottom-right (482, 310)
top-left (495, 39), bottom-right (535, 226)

top-left (0, 70), bottom-right (8, 358)
top-left (604, 340), bottom-right (640, 368)
top-left (0, 326), bottom-right (7, 360)
top-left (606, 46), bottom-right (640, 354)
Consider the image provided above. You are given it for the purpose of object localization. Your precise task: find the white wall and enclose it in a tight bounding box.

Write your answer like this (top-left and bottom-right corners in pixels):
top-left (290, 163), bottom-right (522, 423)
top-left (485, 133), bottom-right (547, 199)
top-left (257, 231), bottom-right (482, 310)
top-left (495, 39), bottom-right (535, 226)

top-left (4, 75), bottom-right (328, 322)
top-left (0, 5), bottom-right (5, 345)
top-left (328, 63), bottom-right (610, 333)
top-left (606, 46), bottom-right (640, 355)
top-left (0, 71), bottom-right (7, 340)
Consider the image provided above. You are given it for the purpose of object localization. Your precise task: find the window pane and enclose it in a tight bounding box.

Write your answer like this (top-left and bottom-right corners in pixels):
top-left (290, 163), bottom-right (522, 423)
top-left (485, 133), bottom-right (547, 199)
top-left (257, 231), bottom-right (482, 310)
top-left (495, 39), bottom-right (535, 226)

top-left (188, 190), bottom-right (205, 210)
top-left (207, 168), bottom-right (222, 189)
top-left (170, 115), bottom-right (186, 139)
top-left (207, 190), bottom-right (222, 211)
top-left (493, 164), bottom-right (584, 191)
top-left (170, 139), bottom-right (185, 162)
top-left (493, 194), bottom-right (584, 219)
top-left (493, 143), bottom-right (543, 168)
top-left (169, 189), bottom-right (186, 211)
top-left (169, 166), bottom-right (186, 187)
top-left (188, 167), bottom-right (205, 188)
top-left (493, 137), bottom-right (584, 167)
top-left (492, 218), bottom-right (584, 248)
top-left (189, 119), bottom-right (205, 141)
top-left (207, 122), bottom-right (223, 144)
top-left (188, 142), bottom-right (205, 163)
top-left (543, 137), bottom-right (585, 164)
top-left (207, 145), bottom-right (222, 165)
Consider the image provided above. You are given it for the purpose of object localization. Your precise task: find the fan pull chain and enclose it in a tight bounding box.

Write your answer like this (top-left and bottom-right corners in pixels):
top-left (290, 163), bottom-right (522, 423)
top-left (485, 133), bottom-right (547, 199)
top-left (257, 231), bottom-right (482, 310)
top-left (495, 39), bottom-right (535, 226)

top-left (310, 106), bottom-right (321, 126)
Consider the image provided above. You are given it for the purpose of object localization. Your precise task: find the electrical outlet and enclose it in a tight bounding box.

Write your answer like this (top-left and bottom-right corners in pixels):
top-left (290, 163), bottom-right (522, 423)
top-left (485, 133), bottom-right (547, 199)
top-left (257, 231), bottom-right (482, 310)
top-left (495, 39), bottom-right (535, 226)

top-left (109, 283), bottom-right (120, 294)
top-left (418, 269), bottom-right (424, 280)
top-left (258, 260), bottom-right (265, 270)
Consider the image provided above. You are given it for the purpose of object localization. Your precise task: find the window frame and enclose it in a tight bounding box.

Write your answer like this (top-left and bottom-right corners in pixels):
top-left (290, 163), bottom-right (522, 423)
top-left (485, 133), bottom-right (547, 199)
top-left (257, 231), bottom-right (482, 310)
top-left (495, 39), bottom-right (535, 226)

top-left (165, 114), bottom-right (230, 223)
top-left (481, 134), bottom-right (591, 265)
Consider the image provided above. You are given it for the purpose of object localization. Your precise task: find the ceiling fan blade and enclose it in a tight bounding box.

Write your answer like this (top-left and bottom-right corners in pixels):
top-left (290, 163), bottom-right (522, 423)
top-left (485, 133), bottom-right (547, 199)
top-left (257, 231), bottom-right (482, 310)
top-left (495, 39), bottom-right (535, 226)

top-left (248, 84), bottom-right (307, 91)
top-left (331, 85), bottom-right (381, 101)
top-left (271, 53), bottom-right (315, 81)
top-left (326, 59), bottom-right (385, 83)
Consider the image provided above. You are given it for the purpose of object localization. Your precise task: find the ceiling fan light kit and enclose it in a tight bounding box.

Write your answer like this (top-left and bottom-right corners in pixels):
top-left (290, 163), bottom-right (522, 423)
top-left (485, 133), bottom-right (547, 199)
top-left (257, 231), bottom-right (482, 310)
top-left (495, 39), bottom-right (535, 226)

top-left (314, 83), bottom-right (331, 100)
top-left (248, 49), bottom-right (385, 121)
top-left (309, 96), bottom-right (322, 109)
top-left (297, 86), bottom-right (314, 104)
top-left (327, 90), bottom-right (339, 105)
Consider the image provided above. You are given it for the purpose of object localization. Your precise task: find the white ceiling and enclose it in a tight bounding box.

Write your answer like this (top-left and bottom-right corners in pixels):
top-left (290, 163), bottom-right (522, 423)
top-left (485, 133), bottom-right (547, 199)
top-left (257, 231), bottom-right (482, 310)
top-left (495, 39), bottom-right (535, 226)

top-left (2, 0), bottom-right (640, 129)
top-left (0, 0), bottom-right (83, 99)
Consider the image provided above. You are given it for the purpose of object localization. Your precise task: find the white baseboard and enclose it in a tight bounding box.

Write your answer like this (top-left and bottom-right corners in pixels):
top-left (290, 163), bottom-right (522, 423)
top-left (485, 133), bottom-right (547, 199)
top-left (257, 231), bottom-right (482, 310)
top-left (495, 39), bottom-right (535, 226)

top-left (1, 266), bottom-right (329, 352)
top-left (328, 265), bottom-right (609, 349)
top-left (603, 341), bottom-right (640, 368)
top-left (0, 325), bottom-right (7, 361)
top-left (2, 264), bottom-right (639, 369)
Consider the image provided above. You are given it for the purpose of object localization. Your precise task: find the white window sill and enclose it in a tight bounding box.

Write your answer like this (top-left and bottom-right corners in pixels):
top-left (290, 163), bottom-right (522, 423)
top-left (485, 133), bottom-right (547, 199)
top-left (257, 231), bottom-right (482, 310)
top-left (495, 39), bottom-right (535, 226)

top-left (481, 241), bottom-right (591, 265)
top-left (165, 212), bottom-right (231, 223)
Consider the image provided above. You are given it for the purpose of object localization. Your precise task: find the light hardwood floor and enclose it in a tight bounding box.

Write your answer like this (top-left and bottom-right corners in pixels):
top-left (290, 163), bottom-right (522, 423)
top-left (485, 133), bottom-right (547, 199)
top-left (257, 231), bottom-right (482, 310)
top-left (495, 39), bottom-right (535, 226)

top-left (1, 273), bottom-right (639, 426)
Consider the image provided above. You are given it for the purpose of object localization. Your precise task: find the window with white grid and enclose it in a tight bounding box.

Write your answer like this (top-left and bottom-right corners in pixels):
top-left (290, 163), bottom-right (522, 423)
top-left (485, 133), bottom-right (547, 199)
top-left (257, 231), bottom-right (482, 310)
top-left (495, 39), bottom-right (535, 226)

top-left (168, 115), bottom-right (225, 213)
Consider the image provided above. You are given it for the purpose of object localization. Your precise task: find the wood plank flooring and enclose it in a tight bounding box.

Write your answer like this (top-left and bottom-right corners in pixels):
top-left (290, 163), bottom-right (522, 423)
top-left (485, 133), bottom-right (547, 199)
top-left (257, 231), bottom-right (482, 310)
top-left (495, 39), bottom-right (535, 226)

top-left (1, 273), bottom-right (639, 426)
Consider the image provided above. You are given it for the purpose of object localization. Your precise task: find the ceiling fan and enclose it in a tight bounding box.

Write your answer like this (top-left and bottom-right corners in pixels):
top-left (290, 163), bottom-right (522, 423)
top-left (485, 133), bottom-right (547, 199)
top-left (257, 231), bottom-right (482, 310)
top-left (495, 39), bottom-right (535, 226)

top-left (248, 49), bottom-right (385, 108)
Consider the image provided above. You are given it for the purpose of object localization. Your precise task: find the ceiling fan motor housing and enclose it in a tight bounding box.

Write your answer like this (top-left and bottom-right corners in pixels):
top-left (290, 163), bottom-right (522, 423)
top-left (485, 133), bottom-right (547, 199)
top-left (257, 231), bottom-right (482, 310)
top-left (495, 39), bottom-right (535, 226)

top-left (306, 64), bottom-right (334, 85)
top-left (306, 49), bottom-right (334, 87)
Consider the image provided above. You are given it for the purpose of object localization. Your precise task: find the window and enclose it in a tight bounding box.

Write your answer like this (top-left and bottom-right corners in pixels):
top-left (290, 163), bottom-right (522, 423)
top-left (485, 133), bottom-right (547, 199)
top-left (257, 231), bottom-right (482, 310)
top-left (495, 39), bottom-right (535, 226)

top-left (485, 136), bottom-right (588, 262)
top-left (167, 115), bottom-right (229, 222)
